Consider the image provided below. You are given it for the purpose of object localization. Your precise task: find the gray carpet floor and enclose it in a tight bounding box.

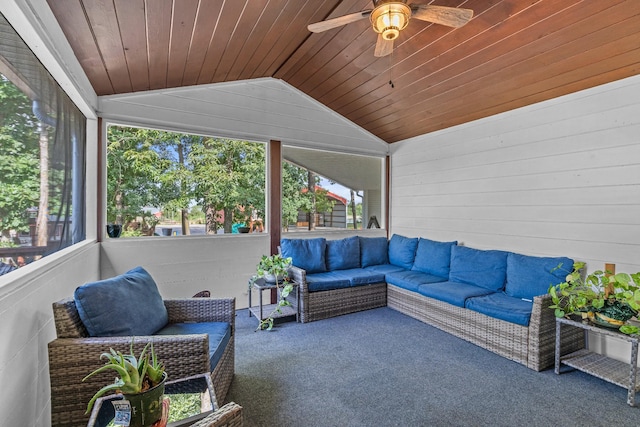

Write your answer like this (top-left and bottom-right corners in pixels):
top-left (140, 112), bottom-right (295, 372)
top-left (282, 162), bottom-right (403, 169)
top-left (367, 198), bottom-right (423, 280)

top-left (227, 307), bottom-right (640, 427)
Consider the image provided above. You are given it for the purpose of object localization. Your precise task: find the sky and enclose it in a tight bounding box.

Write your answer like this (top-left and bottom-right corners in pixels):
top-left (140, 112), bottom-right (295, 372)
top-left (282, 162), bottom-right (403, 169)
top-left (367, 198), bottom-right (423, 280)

top-left (319, 178), bottom-right (360, 202)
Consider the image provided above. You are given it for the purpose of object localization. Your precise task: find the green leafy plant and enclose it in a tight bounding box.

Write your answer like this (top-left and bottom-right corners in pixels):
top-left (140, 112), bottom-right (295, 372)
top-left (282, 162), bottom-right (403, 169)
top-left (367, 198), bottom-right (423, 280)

top-left (549, 262), bottom-right (640, 334)
top-left (251, 254), bottom-right (294, 331)
top-left (83, 340), bottom-right (165, 414)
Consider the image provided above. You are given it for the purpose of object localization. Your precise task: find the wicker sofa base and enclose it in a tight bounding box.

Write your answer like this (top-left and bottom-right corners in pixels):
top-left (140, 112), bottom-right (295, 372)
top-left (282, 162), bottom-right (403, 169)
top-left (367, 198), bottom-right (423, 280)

top-left (299, 282), bottom-right (387, 323)
top-left (387, 284), bottom-right (584, 371)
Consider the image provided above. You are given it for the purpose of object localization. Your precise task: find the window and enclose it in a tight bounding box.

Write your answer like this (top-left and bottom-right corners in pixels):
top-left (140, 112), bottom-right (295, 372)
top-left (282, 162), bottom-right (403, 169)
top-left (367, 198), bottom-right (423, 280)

top-left (282, 146), bottom-right (385, 231)
top-left (0, 14), bottom-right (86, 275)
top-left (106, 126), bottom-right (266, 237)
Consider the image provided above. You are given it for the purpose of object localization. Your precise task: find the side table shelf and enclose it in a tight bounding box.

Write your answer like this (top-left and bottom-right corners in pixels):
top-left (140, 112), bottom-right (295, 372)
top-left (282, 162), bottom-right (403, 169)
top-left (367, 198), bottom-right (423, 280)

top-left (555, 317), bottom-right (640, 406)
top-left (248, 277), bottom-right (300, 324)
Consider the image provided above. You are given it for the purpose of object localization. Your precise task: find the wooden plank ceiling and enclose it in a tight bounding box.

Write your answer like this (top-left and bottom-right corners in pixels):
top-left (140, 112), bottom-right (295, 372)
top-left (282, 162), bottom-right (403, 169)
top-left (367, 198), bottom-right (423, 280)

top-left (47, 0), bottom-right (640, 143)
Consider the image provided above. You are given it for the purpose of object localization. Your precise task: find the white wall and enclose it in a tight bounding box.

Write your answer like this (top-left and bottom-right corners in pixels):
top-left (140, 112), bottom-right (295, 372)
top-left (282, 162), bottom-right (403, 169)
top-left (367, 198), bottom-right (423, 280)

top-left (390, 73), bottom-right (640, 361)
top-left (0, 242), bottom-right (100, 427)
top-left (391, 74), bottom-right (640, 272)
top-left (98, 78), bottom-right (389, 157)
top-left (101, 235), bottom-right (271, 309)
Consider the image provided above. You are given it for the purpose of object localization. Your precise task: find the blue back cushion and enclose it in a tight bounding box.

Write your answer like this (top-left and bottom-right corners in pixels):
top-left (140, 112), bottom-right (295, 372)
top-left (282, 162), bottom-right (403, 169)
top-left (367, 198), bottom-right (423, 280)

top-left (281, 238), bottom-right (327, 273)
top-left (411, 238), bottom-right (457, 277)
top-left (505, 253), bottom-right (574, 300)
top-left (74, 266), bottom-right (169, 337)
top-left (388, 234), bottom-right (419, 269)
top-left (449, 246), bottom-right (509, 291)
top-left (326, 236), bottom-right (360, 271)
top-left (359, 237), bottom-right (389, 267)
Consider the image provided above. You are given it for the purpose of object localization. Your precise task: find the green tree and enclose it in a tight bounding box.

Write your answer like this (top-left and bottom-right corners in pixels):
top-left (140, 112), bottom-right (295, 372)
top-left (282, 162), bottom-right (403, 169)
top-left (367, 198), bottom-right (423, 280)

top-left (0, 77), bottom-right (40, 237)
top-left (107, 126), bottom-right (171, 232)
top-left (191, 138), bottom-right (265, 234)
top-left (282, 162), bottom-right (310, 231)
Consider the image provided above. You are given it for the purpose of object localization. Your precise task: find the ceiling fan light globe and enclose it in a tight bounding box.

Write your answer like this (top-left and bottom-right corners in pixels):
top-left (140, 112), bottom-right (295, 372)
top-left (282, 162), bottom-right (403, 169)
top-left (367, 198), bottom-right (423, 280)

top-left (382, 28), bottom-right (399, 40)
top-left (371, 2), bottom-right (410, 39)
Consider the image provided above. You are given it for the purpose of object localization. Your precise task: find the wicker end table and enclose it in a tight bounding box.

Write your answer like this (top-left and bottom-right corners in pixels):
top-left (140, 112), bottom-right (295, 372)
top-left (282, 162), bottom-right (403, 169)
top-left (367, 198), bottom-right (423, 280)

top-left (555, 316), bottom-right (640, 406)
top-left (248, 277), bottom-right (300, 324)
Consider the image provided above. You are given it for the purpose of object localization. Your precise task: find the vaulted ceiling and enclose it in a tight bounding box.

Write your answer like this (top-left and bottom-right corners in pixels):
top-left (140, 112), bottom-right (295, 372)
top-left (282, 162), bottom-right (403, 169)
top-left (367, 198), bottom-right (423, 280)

top-left (47, 0), bottom-right (640, 143)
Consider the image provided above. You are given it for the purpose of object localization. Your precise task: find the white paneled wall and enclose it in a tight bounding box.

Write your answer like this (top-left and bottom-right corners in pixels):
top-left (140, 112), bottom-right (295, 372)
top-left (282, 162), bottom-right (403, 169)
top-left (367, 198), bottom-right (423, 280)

top-left (98, 78), bottom-right (389, 157)
top-left (101, 235), bottom-right (272, 308)
top-left (0, 242), bottom-right (100, 427)
top-left (391, 74), bottom-right (640, 274)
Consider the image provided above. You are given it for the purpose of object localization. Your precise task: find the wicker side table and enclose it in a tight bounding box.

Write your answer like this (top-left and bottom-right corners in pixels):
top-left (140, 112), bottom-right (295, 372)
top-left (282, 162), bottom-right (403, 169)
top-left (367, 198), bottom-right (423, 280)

top-left (555, 316), bottom-right (640, 406)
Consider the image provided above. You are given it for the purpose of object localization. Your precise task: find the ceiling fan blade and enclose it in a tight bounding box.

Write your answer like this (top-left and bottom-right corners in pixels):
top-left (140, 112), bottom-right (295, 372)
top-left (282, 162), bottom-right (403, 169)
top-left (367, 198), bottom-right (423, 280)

top-left (410, 5), bottom-right (474, 28)
top-left (308, 10), bottom-right (372, 33)
top-left (374, 34), bottom-right (394, 57)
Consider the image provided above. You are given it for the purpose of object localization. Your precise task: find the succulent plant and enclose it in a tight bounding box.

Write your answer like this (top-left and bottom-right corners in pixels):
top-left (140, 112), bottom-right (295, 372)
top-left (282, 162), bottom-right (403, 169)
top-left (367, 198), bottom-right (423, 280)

top-left (83, 340), bottom-right (165, 414)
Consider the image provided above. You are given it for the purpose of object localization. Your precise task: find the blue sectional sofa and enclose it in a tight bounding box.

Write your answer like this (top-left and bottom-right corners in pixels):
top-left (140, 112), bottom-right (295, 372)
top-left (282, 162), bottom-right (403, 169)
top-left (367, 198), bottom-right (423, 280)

top-left (282, 234), bottom-right (585, 370)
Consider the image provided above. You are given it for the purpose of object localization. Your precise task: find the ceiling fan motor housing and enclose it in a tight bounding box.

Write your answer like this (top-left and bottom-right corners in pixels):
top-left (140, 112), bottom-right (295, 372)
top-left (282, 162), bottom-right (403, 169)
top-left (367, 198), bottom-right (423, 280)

top-left (370, 1), bottom-right (411, 40)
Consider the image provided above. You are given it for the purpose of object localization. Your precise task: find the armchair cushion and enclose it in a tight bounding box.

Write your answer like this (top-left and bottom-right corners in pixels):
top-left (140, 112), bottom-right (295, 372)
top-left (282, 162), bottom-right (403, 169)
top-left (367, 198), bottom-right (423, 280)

top-left (74, 266), bottom-right (168, 337)
top-left (155, 321), bottom-right (231, 369)
top-left (281, 238), bottom-right (327, 273)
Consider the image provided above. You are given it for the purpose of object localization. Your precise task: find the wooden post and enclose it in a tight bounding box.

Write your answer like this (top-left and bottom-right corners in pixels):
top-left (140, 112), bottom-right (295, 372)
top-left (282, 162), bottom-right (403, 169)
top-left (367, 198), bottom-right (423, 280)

top-left (269, 140), bottom-right (282, 304)
top-left (604, 263), bottom-right (615, 299)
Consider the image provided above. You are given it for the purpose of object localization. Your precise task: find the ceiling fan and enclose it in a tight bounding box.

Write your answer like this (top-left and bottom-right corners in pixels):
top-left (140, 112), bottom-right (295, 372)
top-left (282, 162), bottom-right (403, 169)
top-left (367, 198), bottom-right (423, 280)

top-left (308, 1), bottom-right (473, 57)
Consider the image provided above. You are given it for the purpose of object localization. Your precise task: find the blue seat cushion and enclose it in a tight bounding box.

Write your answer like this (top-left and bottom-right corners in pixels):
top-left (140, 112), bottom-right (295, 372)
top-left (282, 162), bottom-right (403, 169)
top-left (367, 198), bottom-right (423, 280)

top-left (386, 270), bottom-right (448, 292)
top-left (332, 268), bottom-right (386, 286)
top-left (281, 238), bottom-right (327, 273)
top-left (416, 281), bottom-right (496, 307)
top-left (388, 234), bottom-right (419, 269)
top-left (326, 236), bottom-right (360, 271)
top-left (359, 237), bottom-right (389, 267)
top-left (412, 238), bottom-right (457, 277)
top-left (305, 271), bottom-right (351, 292)
top-left (74, 266), bottom-right (169, 337)
top-left (363, 264), bottom-right (407, 275)
top-left (155, 321), bottom-right (231, 369)
top-left (465, 293), bottom-right (534, 326)
top-left (505, 253), bottom-right (574, 301)
top-left (449, 246), bottom-right (509, 291)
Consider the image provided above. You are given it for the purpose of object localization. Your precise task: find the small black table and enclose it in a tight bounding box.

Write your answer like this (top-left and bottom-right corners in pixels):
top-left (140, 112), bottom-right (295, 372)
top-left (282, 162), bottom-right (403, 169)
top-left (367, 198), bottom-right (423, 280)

top-left (248, 277), bottom-right (300, 324)
top-left (87, 373), bottom-right (218, 426)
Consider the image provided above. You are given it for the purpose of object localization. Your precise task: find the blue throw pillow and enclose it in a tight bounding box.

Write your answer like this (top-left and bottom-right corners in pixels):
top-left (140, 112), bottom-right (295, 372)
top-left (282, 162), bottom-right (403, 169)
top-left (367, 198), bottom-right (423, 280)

top-left (388, 234), bottom-right (419, 269)
top-left (505, 253), bottom-right (574, 300)
top-left (411, 238), bottom-right (457, 277)
top-left (326, 236), bottom-right (360, 271)
top-left (74, 266), bottom-right (168, 337)
top-left (359, 237), bottom-right (389, 267)
top-left (449, 246), bottom-right (509, 291)
top-left (280, 238), bottom-right (327, 273)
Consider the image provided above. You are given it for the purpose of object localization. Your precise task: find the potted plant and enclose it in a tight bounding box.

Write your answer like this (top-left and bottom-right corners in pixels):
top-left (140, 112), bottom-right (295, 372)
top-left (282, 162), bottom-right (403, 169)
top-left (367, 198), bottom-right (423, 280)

top-left (83, 340), bottom-right (166, 427)
top-left (251, 254), bottom-right (295, 330)
top-left (549, 262), bottom-right (640, 334)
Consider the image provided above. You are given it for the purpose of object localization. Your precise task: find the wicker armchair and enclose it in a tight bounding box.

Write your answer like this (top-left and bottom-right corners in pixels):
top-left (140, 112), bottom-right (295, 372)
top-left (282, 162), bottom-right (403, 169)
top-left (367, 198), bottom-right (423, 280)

top-left (48, 297), bottom-right (235, 427)
top-left (191, 402), bottom-right (244, 427)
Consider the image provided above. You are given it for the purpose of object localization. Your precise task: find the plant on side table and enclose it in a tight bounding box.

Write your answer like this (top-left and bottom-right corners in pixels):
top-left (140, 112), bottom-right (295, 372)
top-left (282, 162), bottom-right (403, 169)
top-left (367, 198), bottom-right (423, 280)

top-left (84, 340), bottom-right (167, 427)
top-left (549, 261), bottom-right (640, 334)
top-left (250, 253), bottom-right (294, 331)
